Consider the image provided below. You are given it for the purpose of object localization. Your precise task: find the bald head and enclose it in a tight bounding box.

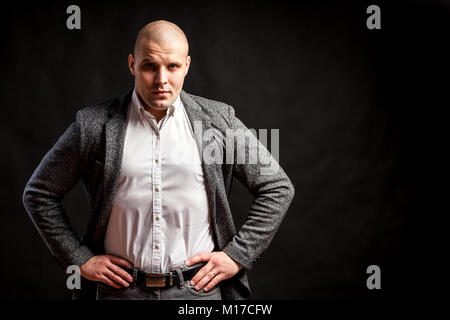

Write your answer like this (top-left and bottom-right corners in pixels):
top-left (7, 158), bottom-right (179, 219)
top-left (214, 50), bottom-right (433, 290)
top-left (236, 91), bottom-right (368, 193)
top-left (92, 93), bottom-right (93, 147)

top-left (133, 20), bottom-right (189, 58)
top-left (128, 20), bottom-right (191, 116)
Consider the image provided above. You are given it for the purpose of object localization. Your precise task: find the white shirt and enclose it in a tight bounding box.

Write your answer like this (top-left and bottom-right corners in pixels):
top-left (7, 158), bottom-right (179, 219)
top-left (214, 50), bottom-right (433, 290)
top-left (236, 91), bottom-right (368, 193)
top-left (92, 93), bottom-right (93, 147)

top-left (104, 90), bottom-right (215, 273)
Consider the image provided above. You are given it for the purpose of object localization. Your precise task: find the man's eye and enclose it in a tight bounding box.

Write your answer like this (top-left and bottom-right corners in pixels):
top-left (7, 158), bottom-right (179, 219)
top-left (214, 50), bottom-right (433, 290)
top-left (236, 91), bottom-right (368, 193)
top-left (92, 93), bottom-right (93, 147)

top-left (168, 64), bottom-right (178, 69)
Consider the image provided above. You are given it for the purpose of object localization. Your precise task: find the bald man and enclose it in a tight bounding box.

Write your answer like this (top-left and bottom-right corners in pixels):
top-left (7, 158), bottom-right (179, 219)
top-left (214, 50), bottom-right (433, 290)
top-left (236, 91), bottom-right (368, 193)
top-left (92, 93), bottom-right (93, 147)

top-left (23, 20), bottom-right (295, 300)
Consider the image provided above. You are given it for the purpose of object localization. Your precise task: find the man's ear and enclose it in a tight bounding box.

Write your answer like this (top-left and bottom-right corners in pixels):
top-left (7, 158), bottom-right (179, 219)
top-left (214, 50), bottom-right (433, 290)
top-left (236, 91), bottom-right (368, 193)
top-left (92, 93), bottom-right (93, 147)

top-left (128, 54), bottom-right (136, 76)
top-left (184, 56), bottom-right (191, 76)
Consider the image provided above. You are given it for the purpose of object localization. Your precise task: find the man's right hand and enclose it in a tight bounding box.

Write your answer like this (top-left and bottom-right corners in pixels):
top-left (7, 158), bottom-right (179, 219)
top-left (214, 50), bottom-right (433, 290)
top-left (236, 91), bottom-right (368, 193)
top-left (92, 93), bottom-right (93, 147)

top-left (79, 255), bottom-right (134, 288)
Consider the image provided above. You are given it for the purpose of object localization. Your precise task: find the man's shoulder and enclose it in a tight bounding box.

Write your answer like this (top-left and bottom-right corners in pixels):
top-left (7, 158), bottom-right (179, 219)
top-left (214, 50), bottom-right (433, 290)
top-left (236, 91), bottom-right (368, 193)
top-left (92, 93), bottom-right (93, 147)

top-left (184, 91), bottom-right (234, 116)
top-left (76, 96), bottom-right (122, 123)
top-left (74, 90), bottom-right (131, 140)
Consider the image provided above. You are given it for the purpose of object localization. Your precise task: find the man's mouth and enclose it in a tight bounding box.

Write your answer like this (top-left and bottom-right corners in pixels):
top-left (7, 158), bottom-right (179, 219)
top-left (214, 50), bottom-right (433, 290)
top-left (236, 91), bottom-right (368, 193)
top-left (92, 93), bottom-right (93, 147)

top-left (152, 90), bottom-right (170, 96)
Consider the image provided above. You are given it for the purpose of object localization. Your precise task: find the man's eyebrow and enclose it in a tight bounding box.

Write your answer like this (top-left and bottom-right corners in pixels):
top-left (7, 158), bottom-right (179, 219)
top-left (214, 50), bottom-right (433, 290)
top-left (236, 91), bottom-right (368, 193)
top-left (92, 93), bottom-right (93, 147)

top-left (141, 58), bottom-right (181, 65)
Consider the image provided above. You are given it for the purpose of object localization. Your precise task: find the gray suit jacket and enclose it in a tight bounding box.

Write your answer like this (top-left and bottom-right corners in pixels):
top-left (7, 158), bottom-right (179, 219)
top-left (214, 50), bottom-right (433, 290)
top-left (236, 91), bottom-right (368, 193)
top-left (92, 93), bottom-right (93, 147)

top-left (23, 89), bottom-right (295, 300)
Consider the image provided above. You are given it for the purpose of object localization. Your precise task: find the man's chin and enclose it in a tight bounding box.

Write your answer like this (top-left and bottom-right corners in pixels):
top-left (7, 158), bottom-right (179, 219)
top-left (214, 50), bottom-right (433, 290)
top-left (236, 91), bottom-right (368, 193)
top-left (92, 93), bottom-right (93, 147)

top-left (148, 101), bottom-right (170, 111)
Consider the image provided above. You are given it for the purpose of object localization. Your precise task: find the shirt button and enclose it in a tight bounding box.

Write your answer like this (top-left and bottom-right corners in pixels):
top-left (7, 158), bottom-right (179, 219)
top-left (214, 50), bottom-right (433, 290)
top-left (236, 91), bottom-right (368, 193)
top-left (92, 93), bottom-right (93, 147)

top-left (154, 187), bottom-right (159, 192)
top-left (155, 159), bottom-right (159, 164)
top-left (155, 244), bottom-right (159, 249)
top-left (155, 216), bottom-right (160, 221)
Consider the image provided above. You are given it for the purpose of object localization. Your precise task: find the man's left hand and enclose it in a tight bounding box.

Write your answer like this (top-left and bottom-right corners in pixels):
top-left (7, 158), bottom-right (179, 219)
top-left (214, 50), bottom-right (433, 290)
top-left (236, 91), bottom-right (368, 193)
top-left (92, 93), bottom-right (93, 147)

top-left (186, 251), bottom-right (243, 292)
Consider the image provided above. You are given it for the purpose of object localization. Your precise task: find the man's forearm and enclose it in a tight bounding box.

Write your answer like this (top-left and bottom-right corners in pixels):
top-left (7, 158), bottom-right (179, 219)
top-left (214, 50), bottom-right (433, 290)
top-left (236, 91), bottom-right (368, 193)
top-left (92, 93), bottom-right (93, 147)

top-left (222, 172), bottom-right (295, 270)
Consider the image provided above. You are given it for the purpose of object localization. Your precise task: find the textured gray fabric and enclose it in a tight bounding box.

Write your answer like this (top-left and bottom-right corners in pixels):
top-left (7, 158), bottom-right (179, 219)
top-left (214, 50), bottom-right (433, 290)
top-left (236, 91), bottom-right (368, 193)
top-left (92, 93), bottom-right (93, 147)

top-left (23, 89), bottom-right (295, 300)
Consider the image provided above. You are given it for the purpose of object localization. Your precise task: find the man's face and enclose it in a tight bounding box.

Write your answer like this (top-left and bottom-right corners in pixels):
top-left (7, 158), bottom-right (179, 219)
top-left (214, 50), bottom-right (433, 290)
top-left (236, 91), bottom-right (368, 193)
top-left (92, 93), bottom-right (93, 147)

top-left (128, 40), bottom-right (190, 110)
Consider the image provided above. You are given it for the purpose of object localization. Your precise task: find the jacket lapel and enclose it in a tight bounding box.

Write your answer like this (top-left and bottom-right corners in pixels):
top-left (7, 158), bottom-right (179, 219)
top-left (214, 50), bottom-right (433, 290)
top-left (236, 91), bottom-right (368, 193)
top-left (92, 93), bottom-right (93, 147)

top-left (98, 90), bottom-right (132, 231)
top-left (180, 90), bottom-right (218, 225)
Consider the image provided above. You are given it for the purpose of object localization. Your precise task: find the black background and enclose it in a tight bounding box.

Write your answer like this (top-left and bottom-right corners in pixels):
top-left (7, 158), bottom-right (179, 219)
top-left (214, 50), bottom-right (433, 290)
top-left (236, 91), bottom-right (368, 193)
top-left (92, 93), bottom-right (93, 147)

top-left (1, 0), bottom-right (447, 300)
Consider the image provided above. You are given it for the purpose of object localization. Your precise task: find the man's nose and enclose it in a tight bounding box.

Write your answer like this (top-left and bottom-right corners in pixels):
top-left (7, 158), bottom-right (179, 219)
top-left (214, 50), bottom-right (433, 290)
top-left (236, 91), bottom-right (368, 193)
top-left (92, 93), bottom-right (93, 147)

top-left (155, 68), bottom-right (168, 85)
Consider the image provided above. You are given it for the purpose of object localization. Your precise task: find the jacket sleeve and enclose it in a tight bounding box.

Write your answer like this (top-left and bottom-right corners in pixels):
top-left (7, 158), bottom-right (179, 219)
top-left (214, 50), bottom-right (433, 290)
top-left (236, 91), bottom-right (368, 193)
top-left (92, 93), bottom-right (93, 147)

top-left (23, 112), bottom-right (95, 269)
top-left (222, 106), bottom-right (295, 270)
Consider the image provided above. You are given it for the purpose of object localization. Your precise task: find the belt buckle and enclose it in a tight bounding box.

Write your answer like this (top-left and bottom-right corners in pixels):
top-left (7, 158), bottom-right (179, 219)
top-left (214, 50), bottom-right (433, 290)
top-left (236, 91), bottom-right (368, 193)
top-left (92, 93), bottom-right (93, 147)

top-left (145, 273), bottom-right (166, 287)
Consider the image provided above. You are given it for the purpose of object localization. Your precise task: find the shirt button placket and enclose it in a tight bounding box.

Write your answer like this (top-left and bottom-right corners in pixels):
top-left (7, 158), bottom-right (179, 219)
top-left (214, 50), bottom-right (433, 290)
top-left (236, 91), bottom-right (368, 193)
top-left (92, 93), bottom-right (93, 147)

top-left (152, 130), bottom-right (162, 273)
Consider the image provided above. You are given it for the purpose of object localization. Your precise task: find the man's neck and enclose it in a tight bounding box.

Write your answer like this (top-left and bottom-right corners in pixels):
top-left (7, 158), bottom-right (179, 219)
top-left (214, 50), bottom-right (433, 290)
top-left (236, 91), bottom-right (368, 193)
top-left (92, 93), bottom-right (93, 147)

top-left (145, 107), bottom-right (167, 123)
top-left (137, 94), bottom-right (168, 122)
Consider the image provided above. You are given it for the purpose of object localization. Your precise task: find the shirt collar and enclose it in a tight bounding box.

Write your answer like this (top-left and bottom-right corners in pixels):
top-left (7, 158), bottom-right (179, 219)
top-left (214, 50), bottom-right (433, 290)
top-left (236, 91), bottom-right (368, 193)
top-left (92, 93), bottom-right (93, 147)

top-left (131, 89), bottom-right (178, 120)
